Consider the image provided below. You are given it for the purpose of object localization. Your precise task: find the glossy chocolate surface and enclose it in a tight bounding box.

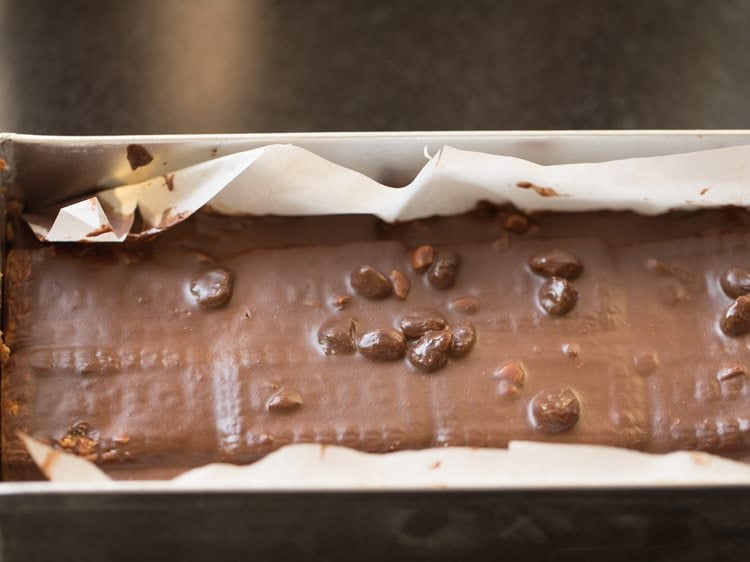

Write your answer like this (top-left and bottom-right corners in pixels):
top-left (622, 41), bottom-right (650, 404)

top-left (5, 206), bottom-right (750, 479)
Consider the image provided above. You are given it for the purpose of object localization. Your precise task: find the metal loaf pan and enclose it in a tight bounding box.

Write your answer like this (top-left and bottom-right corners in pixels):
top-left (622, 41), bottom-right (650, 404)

top-left (1, 131), bottom-right (750, 561)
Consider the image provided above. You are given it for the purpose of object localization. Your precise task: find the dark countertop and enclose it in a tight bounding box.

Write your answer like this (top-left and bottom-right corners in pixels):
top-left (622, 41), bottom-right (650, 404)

top-left (1, 0), bottom-right (749, 135)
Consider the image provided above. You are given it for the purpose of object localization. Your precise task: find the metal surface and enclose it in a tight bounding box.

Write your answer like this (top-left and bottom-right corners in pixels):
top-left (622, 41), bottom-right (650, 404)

top-left (1, 488), bottom-right (750, 561)
top-left (1, 1), bottom-right (750, 134)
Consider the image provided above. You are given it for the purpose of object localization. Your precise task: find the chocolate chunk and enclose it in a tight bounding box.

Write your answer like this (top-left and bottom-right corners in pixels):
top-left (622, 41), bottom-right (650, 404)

top-left (502, 213), bottom-right (530, 234)
top-left (126, 144), bottom-right (154, 170)
top-left (57, 421), bottom-right (99, 456)
top-left (529, 388), bottom-right (580, 434)
top-left (330, 294), bottom-right (352, 310)
top-left (350, 265), bottom-right (393, 299)
top-left (538, 277), bottom-right (578, 316)
top-left (717, 364), bottom-right (746, 382)
top-left (407, 330), bottom-right (453, 372)
top-left (427, 251), bottom-right (460, 290)
top-left (318, 317), bottom-right (358, 355)
top-left (410, 245), bottom-right (435, 272)
top-left (190, 267), bottom-right (234, 308)
top-left (450, 296), bottom-right (481, 315)
top-left (267, 391), bottom-right (304, 413)
top-left (529, 249), bottom-right (583, 280)
top-left (400, 307), bottom-right (447, 339)
top-left (358, 328), bottom-right (406, 361)
top-left (720, 296), bottom-right (750, 337)
top-left (494, 361), bottom-right (525, 386)
top-left (390, 270), bottom-right (411, 299)
top-left (720, 268), bottom-right (750, 299)
top-left (633, 351), bottom-right (659, 375)
top-left (450, 322), bottom-right (476, 357)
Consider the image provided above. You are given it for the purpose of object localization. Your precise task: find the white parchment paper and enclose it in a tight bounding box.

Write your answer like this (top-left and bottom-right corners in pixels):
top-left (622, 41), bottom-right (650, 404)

top-left (21, 435), bottom-right (750, 486)
top-left (24, 143), bottom-right (750, 242)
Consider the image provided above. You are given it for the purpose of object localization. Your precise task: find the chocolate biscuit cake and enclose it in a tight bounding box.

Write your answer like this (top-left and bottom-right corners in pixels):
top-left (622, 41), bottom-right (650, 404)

top-left (4, 206), bottom-right (750, 479)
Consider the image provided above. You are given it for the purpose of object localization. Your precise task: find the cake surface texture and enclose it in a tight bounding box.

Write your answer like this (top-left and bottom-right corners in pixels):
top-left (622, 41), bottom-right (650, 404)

top-left (4, 207), bottom-right (750, 479)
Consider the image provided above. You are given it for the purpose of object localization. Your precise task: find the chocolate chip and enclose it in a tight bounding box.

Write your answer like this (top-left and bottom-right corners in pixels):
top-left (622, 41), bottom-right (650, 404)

top-left (529, 388), bottom-right (580, 434)
top-left (407, 329), bottom-right (453, 372)
top-left (717, 364), bottom-right (746, 382)
top-left (720, 268), bottom-right (750, 299)
top-left (267, 391), bottom-right (304, 413)
top-left (450, 296), bottom-right (481, 315)
top-left (529, 249), bottom-right (583, 280)
top-left (190, 267), bottom-right (234, 308)
top-left (350, 265), bottom-right (393, 299)
top-left (400, 307), bottom-right (447, 338)
top-left (410, 245), bottom-right (435, 272)
top-left (330, 294), bottom-right (352, 310)
top-left (494, 361), bottom-right (525, 386)
top-left (538, 277), bottom-right (578, 316)
top-left (561, 343), bottom-right (579, 358)
top-left (502, 213), bottom-right (530, 234)
top-left (390, 270), bottom-right (411, 299)
top-left (720, 296), bottom-right (750, 336)
top-left (633, 351), bottom-right (659, 375)
top-left (450, 322), bottom-right (476, 357)
top-left (126, 144), bottom-right (154, 170)
top-left (427, 251), bottom-right (460, 290)
top-left (358, 328), bottom-right (406, 361)
top-left (318, 317), bottom-right (358, 355)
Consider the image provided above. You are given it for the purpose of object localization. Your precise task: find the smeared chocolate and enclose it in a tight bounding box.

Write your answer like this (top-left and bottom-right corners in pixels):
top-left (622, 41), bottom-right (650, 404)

top-left (126, 144), bottom-right (154, 170)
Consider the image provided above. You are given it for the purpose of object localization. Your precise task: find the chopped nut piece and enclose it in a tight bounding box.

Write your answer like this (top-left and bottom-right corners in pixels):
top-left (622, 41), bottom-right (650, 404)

top-left (410, 245), bottom-right (435, 272)
top-left (390, 270), bottom-right (411, 299)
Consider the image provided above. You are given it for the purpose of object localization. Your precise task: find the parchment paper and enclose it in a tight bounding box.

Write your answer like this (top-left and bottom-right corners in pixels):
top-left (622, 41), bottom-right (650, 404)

top-left (21, 434), bottom-right (750, 487)
top-left (24, 143), bottom-right (750, 242)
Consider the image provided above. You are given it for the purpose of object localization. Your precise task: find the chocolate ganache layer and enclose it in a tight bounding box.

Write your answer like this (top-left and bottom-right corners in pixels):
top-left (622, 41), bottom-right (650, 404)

top-left (4, 204), bottom-right (750, 480)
